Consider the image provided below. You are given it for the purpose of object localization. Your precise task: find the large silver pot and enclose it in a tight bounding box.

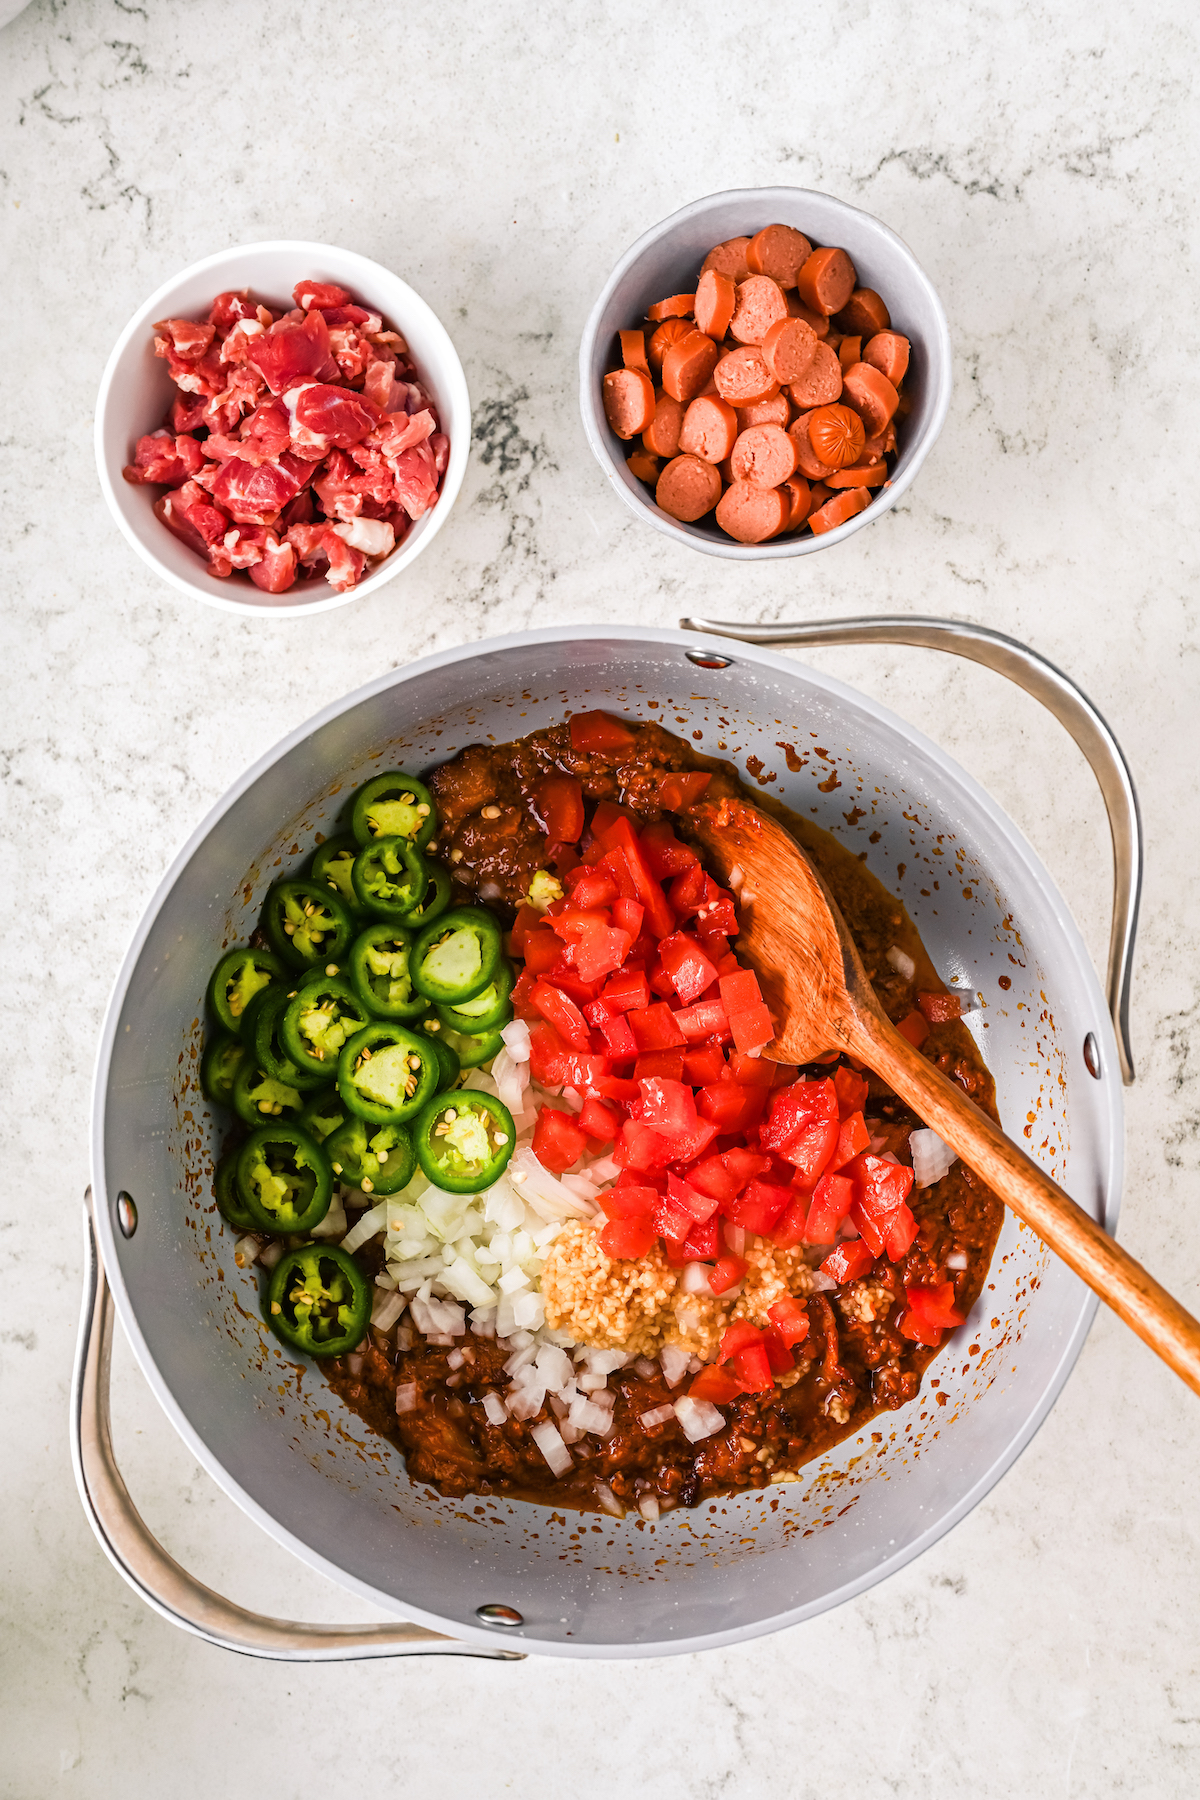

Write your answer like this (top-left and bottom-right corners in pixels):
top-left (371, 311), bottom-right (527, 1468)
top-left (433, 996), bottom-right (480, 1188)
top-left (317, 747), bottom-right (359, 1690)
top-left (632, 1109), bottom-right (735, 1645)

top-left (75, 621), bottom-right (1138, 1661)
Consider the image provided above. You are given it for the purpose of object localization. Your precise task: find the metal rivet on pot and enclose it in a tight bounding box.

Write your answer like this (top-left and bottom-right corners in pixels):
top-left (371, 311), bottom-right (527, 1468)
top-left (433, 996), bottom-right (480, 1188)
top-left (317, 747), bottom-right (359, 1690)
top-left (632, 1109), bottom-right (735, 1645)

top-left (476, 1604), bottom-right (524, 1628)
top-left (116, 1191), bottom-right (138, 1238)
top-left (1083, 1033), bottom-right (1102, 1080)
top-left (685, 649), bottom-right (733, 669)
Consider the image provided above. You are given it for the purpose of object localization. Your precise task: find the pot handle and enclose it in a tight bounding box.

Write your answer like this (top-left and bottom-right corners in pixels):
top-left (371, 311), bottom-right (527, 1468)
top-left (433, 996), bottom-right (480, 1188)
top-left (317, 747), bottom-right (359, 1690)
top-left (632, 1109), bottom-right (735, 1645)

top-left (677, 613), bottom-right (1141, 1085)
top-left (70, 1190), bottom-right (523, 1662)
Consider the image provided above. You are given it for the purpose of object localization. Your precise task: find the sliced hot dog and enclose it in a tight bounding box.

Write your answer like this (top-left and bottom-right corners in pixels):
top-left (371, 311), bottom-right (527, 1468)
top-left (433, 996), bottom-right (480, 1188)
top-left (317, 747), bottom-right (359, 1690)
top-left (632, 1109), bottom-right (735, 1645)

top-left (694, 268), bottom-right (737, 341)
top-left (626, 447), bottom-right (661, 484)
top-left (679, 394), bottom-right (739, 465)
top-left (785, 292), bottom-right (830, 338)
top-left (661, 331), bottom-right (720, 405)
top-left (656, 453), bottom-right (723, 522)
top-left (837, 289), bottom-right (890, 335)
top-left (787, 341), bottom-right (842, 409)
top-left (795, 246), bottom-right (857, 318)
top-left (807, 481), bottom-right (832, 514)
top-left (728, 275), bottom-right (789, 347)
top-left (701, 237), bottom-right (751, 283)
top-left (781, 472), bottom-right (813, 528)
top-left (826, 461), bottom-right (888, 489)
top-left (736, 391), bottom-right (791, 431)
top-left (841, 362), bottom-right (900, 435)
top-left (745, 224), bottom-right (812, 289)
top-left (788, 411), bottom-right (838, 481)
top-left (715, 480), bottom-right (789, 543)
top-left (619, 329), bottom-right (651, 376)
top-left (647, 294), bottom-right (696, 322)
top-left (805, 403), bottom-right (865, 470)
top-left (760, 316), bottom-right (818, 384)
top-left (807, 486), bottom-right (872, 534)
top-left (713, 346), bottom-right (779, 407)
top-left (837, 334), bottom-right (862, 373)
top-left (602, 368), bottom-right (655, 439)
top-left (642, 390), bottom-right (685, 458)
top-left (863, 331), bottom-right (910, 386)
top-left (730, 423), bottom-right (798, 489)
top-left (648, 317), bottom-right (693, 376)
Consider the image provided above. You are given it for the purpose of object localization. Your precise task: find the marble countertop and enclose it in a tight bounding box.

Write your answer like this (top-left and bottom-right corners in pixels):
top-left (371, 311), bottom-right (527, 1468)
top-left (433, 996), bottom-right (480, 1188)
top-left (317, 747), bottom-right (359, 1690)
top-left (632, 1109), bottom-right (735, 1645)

top-left (4, 0), bottom-right (1199, 1792)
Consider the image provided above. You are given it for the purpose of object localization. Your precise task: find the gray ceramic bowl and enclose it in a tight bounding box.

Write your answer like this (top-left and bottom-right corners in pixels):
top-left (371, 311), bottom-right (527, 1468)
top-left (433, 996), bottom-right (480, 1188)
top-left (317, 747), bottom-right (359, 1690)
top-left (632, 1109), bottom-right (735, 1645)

top-left (579, 187), bottom-right (952, 559)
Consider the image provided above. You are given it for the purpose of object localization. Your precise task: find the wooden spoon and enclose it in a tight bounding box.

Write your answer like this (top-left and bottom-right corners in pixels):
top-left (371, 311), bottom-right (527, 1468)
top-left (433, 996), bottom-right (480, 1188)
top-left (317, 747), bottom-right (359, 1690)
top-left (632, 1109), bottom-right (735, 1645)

top-left (685, 793), bottom-right (1200, 1397)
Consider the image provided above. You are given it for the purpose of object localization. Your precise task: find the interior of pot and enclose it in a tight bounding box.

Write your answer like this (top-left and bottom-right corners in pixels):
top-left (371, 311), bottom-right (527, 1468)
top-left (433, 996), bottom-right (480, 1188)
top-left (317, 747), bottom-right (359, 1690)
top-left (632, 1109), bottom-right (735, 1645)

top-left (93, 629), bottom-right (1121, 1657)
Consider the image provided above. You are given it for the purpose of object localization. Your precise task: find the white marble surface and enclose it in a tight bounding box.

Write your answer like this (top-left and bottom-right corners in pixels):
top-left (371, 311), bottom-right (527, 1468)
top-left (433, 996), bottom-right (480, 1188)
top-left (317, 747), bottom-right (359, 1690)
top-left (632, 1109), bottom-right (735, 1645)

top-left (3, 0), bottom-right (1200, 1792)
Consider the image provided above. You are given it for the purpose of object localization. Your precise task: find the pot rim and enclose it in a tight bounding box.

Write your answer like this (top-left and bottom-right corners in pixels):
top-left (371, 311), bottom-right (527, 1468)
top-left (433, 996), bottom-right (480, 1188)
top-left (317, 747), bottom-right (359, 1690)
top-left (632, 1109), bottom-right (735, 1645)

top-left (90, 624), bottom-right (1119, 1657)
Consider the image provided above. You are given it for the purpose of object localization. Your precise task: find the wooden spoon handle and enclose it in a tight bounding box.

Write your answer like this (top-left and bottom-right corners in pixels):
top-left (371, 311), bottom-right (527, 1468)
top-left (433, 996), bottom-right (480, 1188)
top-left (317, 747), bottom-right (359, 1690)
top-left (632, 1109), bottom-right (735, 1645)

top-left (852, 1010), bottom-right (1200, 1397)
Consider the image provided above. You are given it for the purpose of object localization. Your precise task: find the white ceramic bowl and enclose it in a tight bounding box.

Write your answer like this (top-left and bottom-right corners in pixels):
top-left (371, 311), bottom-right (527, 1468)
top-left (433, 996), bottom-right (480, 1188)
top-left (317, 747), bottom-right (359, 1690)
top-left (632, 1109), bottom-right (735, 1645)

top-left (95, 241), bottom-right (471, 617)
top-left (579, 188), bottom-right (952, 560)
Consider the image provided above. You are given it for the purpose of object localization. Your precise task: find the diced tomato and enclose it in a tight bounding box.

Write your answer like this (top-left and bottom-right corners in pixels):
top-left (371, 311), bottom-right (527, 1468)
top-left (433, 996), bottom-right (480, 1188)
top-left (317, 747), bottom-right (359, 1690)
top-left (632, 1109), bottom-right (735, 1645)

top-left (634, 1048), bottom-right (686, 1082)
top-left (802, 1171), bottom-right (856, 1244)
top-left (845, 1155), bottom-right (917, 1258)
top-left (708, 1251), bottom-right (749, 1295)
top-left (509, 903), bottom-right (544, 958)
top-left (559, 1050), bottom-right (612, 1092)
top-left (566, 867), bottom-right (619, 910)
top-left (653, 1188), bottom-right (697, 1244)
top-left (578, 1095), bottom-right (622, 1142)
top-left (658, 931), bottom-right (719, 1006)
top-left (884, 1202), bottom-right (919, 1261)
top-left (612, 896), bottom-right (643, 939)
top-left (762, 1323), bottom-right (794, 1375)
top-left (731, 1341), bottom-right (774, 1393)
top-left (689, 1364), bottom-right (744, 1404)
top-left (583, 999), bottom-right (639, 1062)
top-left (697, 1081), bottom-right (768, 1133)
top-left (544, 969), bottom-right (600, 1007)
top-left (726, 1177), bottom-right (791, 1234)
top-left (532, 1105), bottom-right (588, 1172)
top-left (833, 1065), bottom-right (870, 1118)
top-left (900, 1281), bottom-right (964, 1345)
top-left (600, 1217), bottom-right (657, 1259)
top-left (598, 818), bottom-right (677, 938)
top-left (658, 770), bottom-right (713, 810)
top-left (647, 960), bottom-right (677, 999)
top-left (689, 1147), bottom-right (771, 1203)
top-left (639, 819), bottom-right (700, 878)
top-left (917, 990), bottom-right (962, 1025)
top-left (598, 1184), bottom-right (657, 1220)
top-left (768, 1196), bottom-right (810, 1249)
top-left (716, 1320), bottom-right (763, 1363)
top-left (603, 968), bottom-right (651, 1013)
top-left (521, 926), bottom-right (564, 975)
top-left (829, 1110), bottom-right (871, 1171)
top-left (667, 1169), bottom-right (719, 1223)
top-left (681, 1217), bottom-right (720, 1259)
top-left (718, 969), bottom-right (774, 1054)
top-left (668, 863), bottom-right (708, 919)
top-left (627, 1003), bottom-right (687, 1051)
top-left (682, 1042), bottom-right (728, 1086)
top-left (820, 1240), bottom-right (876, 1285)
top-left (897, 1009), bottom-right (930, 1049)
top-left (569, 710), bottom-right (637, 754)
top-left (637, 1077), bottom-right (698, 1137)
top-left (614, 1119), bottom-right (677, 1173)
top-left (727, 1052), bottom-right (777, 1089)
top-left (590, 799), bottom-right (638, 839)
top-left (527, 1019), bottom-right (571, 1085)
top-left (767, 1296), bottom-right (810, 1348)
top-left (760, 1078), bottom-right (840, 1183)
top-left (675, 997), bottom-right (732, 1044)
top-left (598, 847), bottom-right (638, 899)
top-left (532, 773), bottom-right (585, 843)
top-left (573, 921), bottom-right (634, 983)
top-left (530, 979), bottom-right (591, 1050)
top-left (592, 1074), bottom-right (640, 1104)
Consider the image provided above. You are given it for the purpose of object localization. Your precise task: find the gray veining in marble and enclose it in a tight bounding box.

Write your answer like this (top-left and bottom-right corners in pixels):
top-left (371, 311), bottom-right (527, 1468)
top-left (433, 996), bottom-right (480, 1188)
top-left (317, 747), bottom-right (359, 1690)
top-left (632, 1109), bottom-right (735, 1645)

top-left (2, 0), bottom-right (1199, 1794)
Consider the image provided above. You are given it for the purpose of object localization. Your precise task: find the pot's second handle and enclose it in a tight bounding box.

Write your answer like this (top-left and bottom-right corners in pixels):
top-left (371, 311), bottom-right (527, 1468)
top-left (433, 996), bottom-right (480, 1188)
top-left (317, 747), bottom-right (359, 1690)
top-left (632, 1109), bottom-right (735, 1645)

top-left (70, 1190), bottom-right (522, 1662)
top-left (678, 612), bottom-right (1141, 1085)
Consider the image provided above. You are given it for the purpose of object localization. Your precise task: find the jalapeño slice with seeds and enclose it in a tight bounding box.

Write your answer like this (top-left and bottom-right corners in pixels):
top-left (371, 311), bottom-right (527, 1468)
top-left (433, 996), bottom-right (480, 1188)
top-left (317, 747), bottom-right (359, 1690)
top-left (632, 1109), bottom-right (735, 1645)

top-left (325, 1115), bottom-right (417, 1197)
top-left (419, 1025), bottom-right (461, 1091)
top-left (398, 862), bottom-right (452, 929)
top-left (410, 906), bottom-right (502, 1006)
top-left (207, 946), bottom-right (284, 1037)
top-left (346, 922), bottom-right (427, 1020)
top-left (298, 1085), bottom-right (346, 1144)
top-left (231, 1057), bottom-right (306, 1128)
top-left (235, 1125), bottom-right (332, 1235)
top-left (414, 1090), bottom-right (515, 1194)
top-left (435, 957), bottom-right (515, 1035)
top-left (418, 1015), bottom-right (503, 1070)
top-left (265, 1244), bottom-right (371, 1358)
top-left (252, 987), bottom-right (326, 1092)
top-left (281, 976), bottom-right (370, 1078)
top-left (309, 833), bottom-right (361, 913)
top-left (201, 1033), bottom-right (245, 1107)
top-left (351, 771), bottom-right (438, 852)
top-left (337, 1021), bottom-right (440, 1125)
top-left (214, 1148), bottom-right (257, 1232)
top-left (351, 836), bottom-right (429, 921)
top-left (262, 879), bottom-right (354, 970)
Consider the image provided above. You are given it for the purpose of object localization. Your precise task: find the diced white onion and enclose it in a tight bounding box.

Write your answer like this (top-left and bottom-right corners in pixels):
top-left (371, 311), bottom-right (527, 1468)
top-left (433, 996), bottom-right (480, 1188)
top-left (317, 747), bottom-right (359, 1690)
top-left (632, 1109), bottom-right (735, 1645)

top-left (910, 1127), bottom-right (957, 1188)
top-left (310, 1197), bottom-right (347, 1240)
top-left (395, 1382), bottom-right (418, 1414)
top-left (258, 1240), bottom-right (284, 1270)
top-left (638, 1494), bottom-right (661, 1521)
top-left (595, 1481), bottom-right (625, 1518)
top-left (233, 1235), bottom-right (259, 1269)
top-left (371, 1289), bottom-right (406, 1332)
top-left (887, 945), bottom-right (916, 981)
top-left (482, 1391), bottom-right (507, 1425)
top-left (946, 1250), bottom-right (969, 1271)
top-left (809, 1270), bottom-right (838, 1292)
top-left (681, 1261), bottom-right (715, 1296)
top-left (659, 1345), bottom-right (691, 1388)
top-left (500, 1018), bottom-right (532, 1060)
top-left (530, 1419), bottom-right (573, 1476)
top-left (342, 1201), bottom-right (388, 1253)
top-left (673, 1396), bottom-right (725, 1443)
top-left (640, 1405), bottom-right (676, 1430)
